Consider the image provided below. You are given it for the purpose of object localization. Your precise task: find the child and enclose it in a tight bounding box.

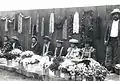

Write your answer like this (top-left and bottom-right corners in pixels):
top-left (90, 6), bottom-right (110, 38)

top-left (81, 38), bottom-right (96, 59)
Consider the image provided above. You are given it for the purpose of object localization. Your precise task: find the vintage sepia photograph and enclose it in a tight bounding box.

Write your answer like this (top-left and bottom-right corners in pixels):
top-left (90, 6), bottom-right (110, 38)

top-left (0, 1), bottom-right (120, 81)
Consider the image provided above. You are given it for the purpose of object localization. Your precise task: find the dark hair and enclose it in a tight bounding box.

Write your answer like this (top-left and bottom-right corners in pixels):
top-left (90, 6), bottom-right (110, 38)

top-left (32, 36), bottom-right (37, 41)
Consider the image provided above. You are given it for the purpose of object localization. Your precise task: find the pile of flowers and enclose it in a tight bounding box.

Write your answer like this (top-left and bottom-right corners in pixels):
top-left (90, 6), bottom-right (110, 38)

top-left (59, 58), bottom-right (108, 80)
top-left (4, 49), bottom-right (22, 60)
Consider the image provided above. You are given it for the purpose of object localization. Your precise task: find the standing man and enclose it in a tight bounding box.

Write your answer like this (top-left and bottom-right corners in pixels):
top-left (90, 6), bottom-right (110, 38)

top-left (104, 8), bottom-right (120, 71)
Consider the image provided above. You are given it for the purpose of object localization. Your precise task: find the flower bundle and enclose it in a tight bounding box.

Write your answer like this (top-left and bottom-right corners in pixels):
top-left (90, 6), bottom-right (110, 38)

top-left (27, 55), bottom-right (41, 65)
top-left (4, 49), bottom-right (22, 60)
top-left (49, 57), bottom-right (64, 71)
top-left (0, 50), bottom-right (4, 58)
top-left (20, 51), bottom-right (34, 59)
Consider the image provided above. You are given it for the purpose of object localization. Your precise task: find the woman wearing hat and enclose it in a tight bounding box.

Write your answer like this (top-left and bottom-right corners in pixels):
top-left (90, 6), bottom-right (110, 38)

top-left (104, 8), bottom-right (120, 72)
top-left (54, 40), bottom-right (67, 57)
top-left (42, 36), bottom-right (54, 56)
top-left (30, 36), bottom-right (42, 55)
top-left (11, 36), bottom-right (23, 50)
top-left (1, 36), bottom-right (12, 53)
top-left (66, 39), bottom-right (81, 59)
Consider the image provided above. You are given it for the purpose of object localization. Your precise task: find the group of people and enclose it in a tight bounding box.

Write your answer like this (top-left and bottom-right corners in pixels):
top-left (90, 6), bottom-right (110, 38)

top-left (28, 35), bottom-right (96, 59)
top-left (1, 35), bottom-right (96, 60)
top-left (2, 8), bottom-right (120, 74)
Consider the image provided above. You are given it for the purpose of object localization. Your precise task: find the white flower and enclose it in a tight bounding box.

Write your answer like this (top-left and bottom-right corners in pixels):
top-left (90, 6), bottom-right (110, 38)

top-left (20, 51), bottom-right (34, 57)
top-left (59, 59), bottom-right (75, 68)
top-left (9, 49), bottom-right (22, 55)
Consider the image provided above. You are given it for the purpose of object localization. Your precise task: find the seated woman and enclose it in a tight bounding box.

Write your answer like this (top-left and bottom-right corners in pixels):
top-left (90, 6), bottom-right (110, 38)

top-left (30, 36), bottom-right (41, 55)
top-left (54, 40), bottom-right (67, 57)
top-left (1, 36), bottom-right (12, 53)
top-left (81, 38), bottom-right (96, 59)
top-left (66, 39), bottom-right (81, 59)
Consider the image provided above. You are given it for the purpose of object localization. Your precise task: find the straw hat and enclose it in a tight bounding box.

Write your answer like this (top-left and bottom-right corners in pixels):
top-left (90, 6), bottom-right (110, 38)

top-left (56, 40), bottom-right (64, 43)
top-left (43, 36), bottom-right (51, 41)
top-left (111, 8), bottom-right (120, 15)
top-left (12, 36), bottom-right (19, 40)
top-left (69, 39), bottom-right (79, 44)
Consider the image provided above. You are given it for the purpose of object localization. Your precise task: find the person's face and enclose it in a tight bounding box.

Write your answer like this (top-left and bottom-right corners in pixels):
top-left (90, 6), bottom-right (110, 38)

top-left (32, 38), bottom-right (36, 43)
top-left (4, 37), bottom-right (8, 42)
top-left (85, 44), bottom-right (89, 47)
top-left (44, 39), bottom-right (49, 43)
top-left (70, 43), bottom-right (76, 48)
top-left (112, 13), bottom-right (119, 20)
top-left (56, 43), bottom-right (62, 47)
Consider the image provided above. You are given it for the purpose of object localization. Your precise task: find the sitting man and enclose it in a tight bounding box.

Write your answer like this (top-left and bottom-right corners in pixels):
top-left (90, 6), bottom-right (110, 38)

top-left (54, 40), bottom-right (67, 57)
top-left (42, 36), bottom-right (54, 56)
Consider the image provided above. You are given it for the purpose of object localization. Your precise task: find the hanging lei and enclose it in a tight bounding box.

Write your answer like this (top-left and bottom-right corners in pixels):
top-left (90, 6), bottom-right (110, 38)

top-left (42, 42), bottom-right (50, 56)
top-left (31, 42), bottom-right (37, 48)
top-left (54, 47), bottom-right (64, 57)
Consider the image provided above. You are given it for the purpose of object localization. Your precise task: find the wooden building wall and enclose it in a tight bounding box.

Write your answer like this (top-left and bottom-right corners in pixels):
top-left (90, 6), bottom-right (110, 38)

top-left (0, 5), bottom-right (120, 63)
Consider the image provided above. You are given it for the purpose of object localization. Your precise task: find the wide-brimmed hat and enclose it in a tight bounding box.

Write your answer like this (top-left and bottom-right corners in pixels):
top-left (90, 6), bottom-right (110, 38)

top-left (111, 8), bottom-right (120, 15)
top-left (12, 36), bottom-right (19, 40)
top-left (56, 40), bottom-right (64, 43)
top-left (69, 39), bottom-right (79, 44)
top-left (43, 36), bottom-right (51, 41)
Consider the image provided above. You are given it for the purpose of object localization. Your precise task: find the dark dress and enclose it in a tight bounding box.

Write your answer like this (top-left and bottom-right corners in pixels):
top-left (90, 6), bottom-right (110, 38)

top-left (30, 42), bottom-right (42, 55)
top-left (2, 42), bottom-right (12, 53)
top-left (54, 47), bottom-right (67, 57)
top-left (42, 42), bottom-right (54, 56)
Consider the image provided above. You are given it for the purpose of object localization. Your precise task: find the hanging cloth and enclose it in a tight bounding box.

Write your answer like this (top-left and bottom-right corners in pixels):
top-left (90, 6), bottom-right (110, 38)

top-left (49, 13), bottom-right (54, 35)
top-left (62, 19), bottom-right (67, 39)
top-left (36, 14), bottom-right (39, 33)
top-left (41, 17), bottom-right (44, 36)
top-left (73, 12), bottom-right (79, 33)
top-left (14, 14), bottom-right (18, 31)
top-left (5, 18), bottom-right (8, 32)
top-left (18, 13), bottom-right (23, 33)
top-left (29, 17), bottom-right (32, 34)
